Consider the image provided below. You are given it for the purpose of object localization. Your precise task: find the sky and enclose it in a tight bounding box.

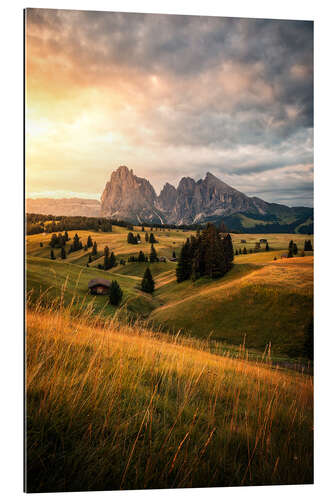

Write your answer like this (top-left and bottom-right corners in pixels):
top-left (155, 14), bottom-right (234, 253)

top-left (25, 9), bottom-right (313, 207)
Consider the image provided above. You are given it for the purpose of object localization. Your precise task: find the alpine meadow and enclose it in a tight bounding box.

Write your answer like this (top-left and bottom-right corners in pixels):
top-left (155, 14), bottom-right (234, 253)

top-left (25, 8), bottom-right (314, 493)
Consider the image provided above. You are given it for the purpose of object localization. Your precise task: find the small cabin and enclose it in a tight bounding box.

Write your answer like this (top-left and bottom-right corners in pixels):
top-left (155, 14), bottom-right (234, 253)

top-left (88, 278), bottom-right (111, 295)
top-left (260, 239), bottom-right (268, 243)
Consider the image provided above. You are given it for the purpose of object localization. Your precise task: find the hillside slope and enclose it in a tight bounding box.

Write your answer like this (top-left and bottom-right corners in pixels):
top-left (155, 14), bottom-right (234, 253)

top-left (26, 303), bottom-right (313, 492)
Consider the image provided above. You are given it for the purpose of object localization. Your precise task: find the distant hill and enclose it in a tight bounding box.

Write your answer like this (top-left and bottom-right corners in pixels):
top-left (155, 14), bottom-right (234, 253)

top-left (26, 166), bottom-right (313, 233)
top-left (26, 198), bottom-right (101, 217)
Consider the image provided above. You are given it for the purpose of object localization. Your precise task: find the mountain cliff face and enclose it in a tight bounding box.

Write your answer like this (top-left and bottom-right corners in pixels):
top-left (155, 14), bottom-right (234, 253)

top-left (100, 166), bottom-right (303, 226)
top-left (100, 166), bottom-right (164, 223)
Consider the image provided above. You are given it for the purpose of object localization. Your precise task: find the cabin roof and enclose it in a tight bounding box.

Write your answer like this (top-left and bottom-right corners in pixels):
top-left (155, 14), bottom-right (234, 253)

top-left (88, 278), bottom-right (111, 288)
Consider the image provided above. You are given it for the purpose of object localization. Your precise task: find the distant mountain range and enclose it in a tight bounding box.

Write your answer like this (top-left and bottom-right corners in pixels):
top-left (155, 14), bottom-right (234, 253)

top-left (26, 166), bottom-right (313, 233)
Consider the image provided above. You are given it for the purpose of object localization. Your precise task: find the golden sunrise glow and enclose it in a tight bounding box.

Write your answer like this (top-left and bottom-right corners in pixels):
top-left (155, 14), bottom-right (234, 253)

top-left (25, 9), bottom-right (313, 206)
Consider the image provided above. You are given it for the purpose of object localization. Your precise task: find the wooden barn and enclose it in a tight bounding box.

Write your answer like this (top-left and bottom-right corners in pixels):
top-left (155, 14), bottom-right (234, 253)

top-left (88, 278), bottom-right (111, 295)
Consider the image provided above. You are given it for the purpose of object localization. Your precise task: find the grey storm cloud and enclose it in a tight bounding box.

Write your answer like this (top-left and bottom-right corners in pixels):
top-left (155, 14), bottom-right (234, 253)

top-left (26, 9), bottom-right (313, 207)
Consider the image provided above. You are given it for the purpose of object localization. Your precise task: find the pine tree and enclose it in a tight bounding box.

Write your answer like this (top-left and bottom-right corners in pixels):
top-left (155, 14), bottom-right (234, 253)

top-left (109, 252), bottom-right (116, 268)
top-left (92, 241), bottom-right (97, 256)
top-left (109, 280), bottom-right (123, 306)
top-left (138, 250), bottom-right (145, 262)
top-left (265, 242), bottom-right (270, 251)
top-left (172, 250), bottom-right (176, 259)
top-left (50, 234), bottom-right (58, 248)
top-left (293, 243), bottom-right (298, 255)
top-left (104, 246), bottom-right (110, 270)
top-left (287, 247), bottom-right (293, 258)
top-left (223, 233), bottom-right (234, 270)
top-left (141, 225), bottom-right (145, 232)
top-left (145, 232), bottom-right (149, 242)
top-left (137, 233), bottom-right (141, 242)
top-left (239, 248), bottom-right (242, 255)
top-left (304, 317), bottom-right (313, 360)
top-left (304, 240), bottom-right (313, 251)
top-left (73, 233), bottom-right (80, 251)
top-left (60, 247), bottom-right (66, 259)
top-left (149, 233), bottom-right (157, 244)
top-left (50, 249), bottom-right (55, 260)
top-left (176, 239), bottom-right (192, 282)
top-left (87, 235), bottom-right (93, 248)
top-left (141, 267), bottom-right (155, 293)
top-left (64, 231), bottom-right (69, 242)
top-left (150, 244), bottom-right (158, 262)
top-left (235, 249), bottom-right (238, 255)
top-left (243, 247), bottom-right (247, 254)
top-left (88, 254), bottom-right (92, 263)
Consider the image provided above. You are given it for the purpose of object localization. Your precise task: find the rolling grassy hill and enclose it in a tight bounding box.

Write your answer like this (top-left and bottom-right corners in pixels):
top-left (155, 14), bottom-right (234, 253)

top-left (26, 229), bottom-right (313, 359)
top-left (26, 301), bottom-right (313, 492)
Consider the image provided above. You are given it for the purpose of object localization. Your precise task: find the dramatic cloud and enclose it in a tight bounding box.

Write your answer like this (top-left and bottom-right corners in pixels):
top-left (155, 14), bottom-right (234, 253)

top-left (25, 9), bottom-right (313, 206)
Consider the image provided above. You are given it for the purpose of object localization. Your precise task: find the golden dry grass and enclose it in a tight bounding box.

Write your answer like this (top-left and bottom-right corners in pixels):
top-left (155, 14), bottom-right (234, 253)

top-left (26, 299), bottom-right (313, 492)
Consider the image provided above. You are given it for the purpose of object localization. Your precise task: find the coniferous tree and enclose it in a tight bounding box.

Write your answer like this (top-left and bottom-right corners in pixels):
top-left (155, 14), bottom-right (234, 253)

top-left (265, 242), bottom-right (269, 251)
top-left (73, 233), bottom-right (80, 251)
top-left (92, 241), bottom-right (97, 256)
top-left (293, 243), bottom-right (298, 255)
top-left (150, 244), bottom-right (158, 262)
top-left (176, 239), bottom-right (192, 282)
top-left (141, 225), bottom-right (145, 232)
top-left (235, 249), bottom-right (238, 255)
top-left (223, 233), bottom-right (234, 270)
top-left (304, 240), bottom-right (313, 251)
top-left (87, 235), bottom-right (93, 248)
top-left (50, 249), bottom-right (55, 260)
top-left (304, 316), bottom-right (314, 360)
top-left (136, 233), bottom-right (141, 242)
top-left (138, 250), bottom-right (146, 262)
top-left (88, 254), bottom-right (92, 263)
top-left (239, 248), bottom-right (242, 255)
top-left (145, 232), bottom-right (149, 242)
top-left (50, 234), bottom-right (58, 248)
top-left (109, 252), bottom-right (116, 268)
top-left (64, 231), bottom-right (69, 242)
top-left (149, 232), bottom-right (157, 244)
top-left (172, 250), bottom-right (176, 259)
top-left (109, 280), bottom-right (123, 306)
top-left (287, 247), bottom-right (293, 258)
top-left (243, 247), bottom-right (247, 254)
top-left (141, 267), bottom-right (155, 293)
top-left (60, 247), bottom-right (66, 259)
top-left (104, 246), bottom-right (110, 270)
top-left (40, 242), bottom-right (43, 247)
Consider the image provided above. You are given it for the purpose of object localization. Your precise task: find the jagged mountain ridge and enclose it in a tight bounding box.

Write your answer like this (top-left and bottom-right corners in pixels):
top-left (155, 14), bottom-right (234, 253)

top-left (101, 166), bottom-right (311, 227)
top-left (26, 166), bottom-right (313, 233)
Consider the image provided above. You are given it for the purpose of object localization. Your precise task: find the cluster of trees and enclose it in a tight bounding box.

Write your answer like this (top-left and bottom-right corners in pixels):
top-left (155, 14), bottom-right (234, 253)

top-left (49, 231), bottom-right (70, 248)
top-left (176, 224), bottom-right (234, 282)
top-left (127, 232), bottom-right (141, 244)
top-left (234, 241), bottom-right (270, 255)
top-left (304, 240), bottom-right (313, 251)
top-left (128, 251), bottom-right (148, 263)
top-left (103, 247), bottom-right (117, 270)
